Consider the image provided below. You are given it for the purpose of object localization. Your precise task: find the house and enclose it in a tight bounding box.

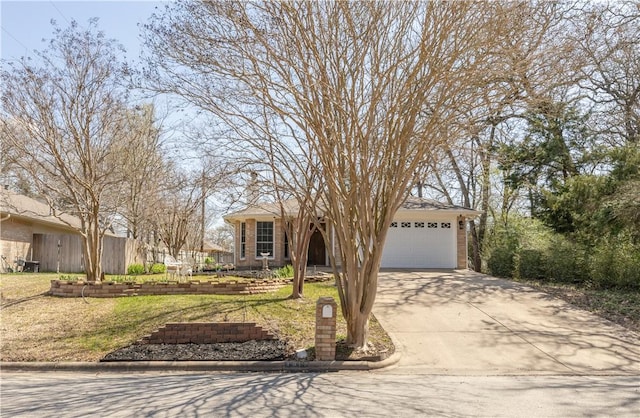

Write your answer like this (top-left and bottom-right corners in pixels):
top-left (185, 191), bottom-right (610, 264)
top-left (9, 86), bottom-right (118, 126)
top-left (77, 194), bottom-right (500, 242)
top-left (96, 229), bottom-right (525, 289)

top-left (223, 196), bottom-right (480, 270)
top-left (201, 241), bottom-right (234, 265)
top-left (0, 189), bottom-right (140, 274)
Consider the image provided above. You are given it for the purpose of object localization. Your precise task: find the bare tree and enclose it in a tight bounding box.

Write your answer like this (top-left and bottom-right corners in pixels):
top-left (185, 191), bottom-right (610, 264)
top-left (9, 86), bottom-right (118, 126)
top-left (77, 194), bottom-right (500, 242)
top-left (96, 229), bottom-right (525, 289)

top-left (207, 224), bottom-right (234, 251)
top-left (576, 1), bottom-right (639, 146)
top-left (119, 104), bottom-right (165, 242)
top-left (417, 1), bottom-right (586, 270)
top-left (1, 20), bottom-right (136, 282)
top-left (144, 1), bottom-right (507, 348)
top-left (154, 160), bottom-right (235, 260)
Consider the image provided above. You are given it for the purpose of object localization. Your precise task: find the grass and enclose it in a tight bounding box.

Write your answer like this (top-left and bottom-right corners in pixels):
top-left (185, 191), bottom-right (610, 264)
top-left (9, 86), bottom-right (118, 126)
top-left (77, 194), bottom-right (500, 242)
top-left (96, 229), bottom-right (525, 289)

top-left (0, 272), bottom-right (392, 362)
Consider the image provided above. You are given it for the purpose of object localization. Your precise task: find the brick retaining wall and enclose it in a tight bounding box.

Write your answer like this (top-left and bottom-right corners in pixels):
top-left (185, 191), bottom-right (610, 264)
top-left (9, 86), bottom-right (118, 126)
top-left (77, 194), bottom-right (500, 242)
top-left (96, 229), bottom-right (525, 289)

top-left (138, 322), bottom-right (274, 344)
top-left (49, 275), bottom-right (333, 298)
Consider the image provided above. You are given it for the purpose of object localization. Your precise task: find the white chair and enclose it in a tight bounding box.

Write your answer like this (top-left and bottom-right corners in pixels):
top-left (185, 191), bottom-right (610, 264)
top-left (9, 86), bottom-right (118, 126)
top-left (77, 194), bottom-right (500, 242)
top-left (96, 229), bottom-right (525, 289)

top-left (164, 255), bottom-right (191, 280)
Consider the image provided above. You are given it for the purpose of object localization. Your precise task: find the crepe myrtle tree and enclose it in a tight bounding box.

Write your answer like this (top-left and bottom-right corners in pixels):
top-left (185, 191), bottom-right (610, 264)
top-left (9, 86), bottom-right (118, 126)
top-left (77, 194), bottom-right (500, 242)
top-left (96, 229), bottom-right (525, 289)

top-left (1, 19), bottom-right (141, 282)
top-left (143, 1), bottom-right (509, 348)
top-left (229, 126), bottom-right (324, 299)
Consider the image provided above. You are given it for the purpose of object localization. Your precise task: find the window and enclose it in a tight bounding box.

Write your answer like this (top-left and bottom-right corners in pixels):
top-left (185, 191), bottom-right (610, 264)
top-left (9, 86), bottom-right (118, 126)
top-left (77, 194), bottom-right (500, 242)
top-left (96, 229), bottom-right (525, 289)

top-left (414, 222), bottom-right (425, 228)
top-left (401, 222), bottom-right (411, 228)
top-left (240, 222), bottom-right (246, 259)
top-left (441, 222), bottom-right (451, 229)
top-left (390, 222), bottom-right (398, 228)
top-left (256, 221), bottom-right (274, 256)
top-left (427, 222), bottom-right (438, 228)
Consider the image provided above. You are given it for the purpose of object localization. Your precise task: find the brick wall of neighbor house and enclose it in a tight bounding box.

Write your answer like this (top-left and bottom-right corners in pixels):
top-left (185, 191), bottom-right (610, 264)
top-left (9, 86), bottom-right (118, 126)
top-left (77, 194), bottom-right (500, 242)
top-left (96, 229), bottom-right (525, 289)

top-left (457, 215), bottom-right (467, 269)
top-left (0, 218), bottom-right (33, 271)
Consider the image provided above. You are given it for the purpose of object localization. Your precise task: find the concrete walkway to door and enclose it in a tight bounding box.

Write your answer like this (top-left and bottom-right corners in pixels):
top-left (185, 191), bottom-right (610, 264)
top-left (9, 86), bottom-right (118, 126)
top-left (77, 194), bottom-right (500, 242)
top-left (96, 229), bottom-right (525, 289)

top-left (373, 270), bottom-right (640, 375)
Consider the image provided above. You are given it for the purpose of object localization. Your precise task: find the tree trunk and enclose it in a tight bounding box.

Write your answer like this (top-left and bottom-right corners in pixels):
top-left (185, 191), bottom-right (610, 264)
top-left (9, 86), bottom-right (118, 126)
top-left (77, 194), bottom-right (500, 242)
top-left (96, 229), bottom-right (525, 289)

top-left (338, 250), bottom-right (382, 349)
top-left (287, 213), bottom-right (316, 299)
top-left (83, 218), bottom-right (103, 282)
top-left (290, 253), bottom-right (308, 299)
top-left (345, 308), bottom-right (370, 348)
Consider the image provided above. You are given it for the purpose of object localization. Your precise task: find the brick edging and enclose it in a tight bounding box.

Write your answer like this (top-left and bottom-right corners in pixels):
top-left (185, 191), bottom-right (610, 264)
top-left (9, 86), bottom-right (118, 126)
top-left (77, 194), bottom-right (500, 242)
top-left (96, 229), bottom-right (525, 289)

top-left (49, 275), bottom-right (333, 298)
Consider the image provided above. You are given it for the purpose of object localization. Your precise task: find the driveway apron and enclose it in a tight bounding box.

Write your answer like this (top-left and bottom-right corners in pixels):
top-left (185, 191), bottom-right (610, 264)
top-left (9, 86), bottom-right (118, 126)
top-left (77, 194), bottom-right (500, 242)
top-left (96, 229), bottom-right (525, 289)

top-left (373, 270), bottom-right (640, 375)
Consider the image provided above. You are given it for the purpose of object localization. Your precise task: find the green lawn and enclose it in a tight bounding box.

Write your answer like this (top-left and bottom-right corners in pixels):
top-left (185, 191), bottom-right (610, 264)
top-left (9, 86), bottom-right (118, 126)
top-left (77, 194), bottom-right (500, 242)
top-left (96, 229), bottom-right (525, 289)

top-left (0, 273), bottom-right (391, 361)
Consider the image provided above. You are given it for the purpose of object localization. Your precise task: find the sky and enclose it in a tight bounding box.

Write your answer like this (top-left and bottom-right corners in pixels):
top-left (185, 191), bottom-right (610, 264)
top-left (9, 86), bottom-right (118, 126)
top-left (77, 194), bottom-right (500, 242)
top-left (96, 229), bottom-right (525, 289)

top-left (1, 0), bottom-right (165, 64)
top-left (1, 1), bottom-right (209, 157)
top-left (1, 1), bottom-right (228, 223)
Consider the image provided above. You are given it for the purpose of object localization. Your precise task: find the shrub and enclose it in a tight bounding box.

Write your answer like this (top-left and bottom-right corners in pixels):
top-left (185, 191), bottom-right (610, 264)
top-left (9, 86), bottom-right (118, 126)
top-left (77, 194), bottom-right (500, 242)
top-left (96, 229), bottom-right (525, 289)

top-left (485, 223), bottom-right (519, 278)
top-left (150, 263), bottom-right (166, 274)
top-left (205, 257), bottom-right (214, 265)
top-left (488, 247), bottom-right (516, 278)
top-left (274, 264), bottom-right (294, 278)
top-left (517, 249), bottom-right (546, 280)
top-left (544, 236), bottom-right (589, 284)
top-left (590, 236), bottom-right (640, 289)
top-left (127, 263), bottom-right (145, 275)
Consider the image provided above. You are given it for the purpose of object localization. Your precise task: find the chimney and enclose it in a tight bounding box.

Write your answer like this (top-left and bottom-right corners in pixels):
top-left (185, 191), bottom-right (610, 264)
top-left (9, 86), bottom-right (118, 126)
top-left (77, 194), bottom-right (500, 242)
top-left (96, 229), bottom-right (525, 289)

top-left (246, 171), bottom-right (259, 206)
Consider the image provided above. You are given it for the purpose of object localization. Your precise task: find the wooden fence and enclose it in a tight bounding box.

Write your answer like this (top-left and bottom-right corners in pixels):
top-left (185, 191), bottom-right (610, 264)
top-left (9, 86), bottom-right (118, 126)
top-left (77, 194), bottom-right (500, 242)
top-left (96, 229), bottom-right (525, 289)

top-left (32, 234), bottom-right (145, 275)
top-left (33, 233), bottom-right (84, 273)
top-left (30, 233), bottom-right (225, 275)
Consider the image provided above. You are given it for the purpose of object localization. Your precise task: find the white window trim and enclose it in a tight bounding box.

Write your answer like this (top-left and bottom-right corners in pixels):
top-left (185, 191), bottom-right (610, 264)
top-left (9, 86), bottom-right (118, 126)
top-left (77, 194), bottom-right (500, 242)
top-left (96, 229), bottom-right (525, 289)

top-left (255, 221), bottom-right (275, 260)
top-left (239, 222), bottom-right (246, 260)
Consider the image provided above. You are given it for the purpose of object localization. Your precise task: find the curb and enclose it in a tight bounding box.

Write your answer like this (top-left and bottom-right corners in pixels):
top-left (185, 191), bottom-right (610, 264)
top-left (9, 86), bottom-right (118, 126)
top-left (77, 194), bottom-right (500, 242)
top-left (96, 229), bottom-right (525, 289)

top-left (0, 352), bottom-right (401, 373)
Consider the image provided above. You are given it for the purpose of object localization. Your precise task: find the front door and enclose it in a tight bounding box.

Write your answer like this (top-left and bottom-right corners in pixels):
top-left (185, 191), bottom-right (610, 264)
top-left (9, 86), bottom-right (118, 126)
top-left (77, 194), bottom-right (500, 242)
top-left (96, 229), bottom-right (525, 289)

top-left (307, 227), bottom-right (326, 266)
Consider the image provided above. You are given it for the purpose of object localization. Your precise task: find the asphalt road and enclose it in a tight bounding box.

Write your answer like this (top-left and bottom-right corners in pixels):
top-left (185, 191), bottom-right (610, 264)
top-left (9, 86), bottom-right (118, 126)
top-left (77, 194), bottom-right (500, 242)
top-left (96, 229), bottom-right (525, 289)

top-left (2, 371), bottom-right (639, 417)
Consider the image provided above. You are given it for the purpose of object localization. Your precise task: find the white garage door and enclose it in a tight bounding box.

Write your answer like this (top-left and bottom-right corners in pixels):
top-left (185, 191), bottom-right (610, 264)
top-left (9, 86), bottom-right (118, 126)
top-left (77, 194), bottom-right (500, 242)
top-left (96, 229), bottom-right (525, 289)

top-left (381, 220), bottom-right (456, 269)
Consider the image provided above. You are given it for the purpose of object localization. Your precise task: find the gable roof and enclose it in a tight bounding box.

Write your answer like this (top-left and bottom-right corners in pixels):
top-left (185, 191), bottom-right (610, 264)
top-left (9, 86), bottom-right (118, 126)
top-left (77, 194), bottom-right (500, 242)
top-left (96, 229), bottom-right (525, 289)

top-left (224, 196), bottom-right (480, 222)
top-left (224, 199), bottom-right (304, 222)
top-left (1, 189), bottom-right (82, 231)
top-left (398, 196), bottom-right (480, 215)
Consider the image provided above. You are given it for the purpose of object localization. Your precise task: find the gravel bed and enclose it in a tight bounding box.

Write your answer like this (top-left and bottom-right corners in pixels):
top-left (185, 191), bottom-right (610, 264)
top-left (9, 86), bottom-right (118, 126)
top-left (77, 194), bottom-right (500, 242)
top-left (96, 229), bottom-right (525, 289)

top-left (101, 340), bottom-right (291, 362)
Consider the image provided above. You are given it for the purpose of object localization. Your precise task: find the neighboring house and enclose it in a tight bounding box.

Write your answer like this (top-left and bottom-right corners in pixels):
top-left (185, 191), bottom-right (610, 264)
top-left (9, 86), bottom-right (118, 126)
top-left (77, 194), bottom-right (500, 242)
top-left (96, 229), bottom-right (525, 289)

top-left (201, 241), bottom-right (234, 265)
top-left (0, 189), bottom-right (140, 274)
top-left (223, 196), bottom-right (480, 270)
top-left (176, 241), bottom-right (234, 270)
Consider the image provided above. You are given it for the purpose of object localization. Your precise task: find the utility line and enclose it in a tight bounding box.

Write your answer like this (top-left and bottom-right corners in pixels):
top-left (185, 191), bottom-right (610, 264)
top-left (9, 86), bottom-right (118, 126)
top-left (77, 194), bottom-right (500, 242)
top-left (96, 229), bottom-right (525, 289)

top-left (49, 1), bottom-right (72, 26)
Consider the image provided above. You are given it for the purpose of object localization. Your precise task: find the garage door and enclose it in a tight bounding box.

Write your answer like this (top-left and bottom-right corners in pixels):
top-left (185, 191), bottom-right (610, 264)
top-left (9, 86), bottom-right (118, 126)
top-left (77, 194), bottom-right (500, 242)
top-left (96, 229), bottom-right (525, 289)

top-left (381, 220), bottom-right (456, 268)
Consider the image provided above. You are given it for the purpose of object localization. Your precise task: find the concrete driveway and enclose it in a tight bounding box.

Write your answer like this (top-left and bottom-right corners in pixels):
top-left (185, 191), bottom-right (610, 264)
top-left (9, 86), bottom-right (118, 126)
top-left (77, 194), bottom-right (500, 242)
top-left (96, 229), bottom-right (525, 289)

top-left (373, 270), bottom-right (640, 375)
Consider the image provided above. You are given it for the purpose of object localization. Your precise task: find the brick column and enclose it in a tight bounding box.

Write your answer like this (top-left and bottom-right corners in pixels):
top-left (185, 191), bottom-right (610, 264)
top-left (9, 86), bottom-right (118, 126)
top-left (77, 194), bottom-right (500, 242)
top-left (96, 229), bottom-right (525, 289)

top-left (315, 297), bottom-right (337, 361)
top-left (457, 215), bottom-right (467, 269)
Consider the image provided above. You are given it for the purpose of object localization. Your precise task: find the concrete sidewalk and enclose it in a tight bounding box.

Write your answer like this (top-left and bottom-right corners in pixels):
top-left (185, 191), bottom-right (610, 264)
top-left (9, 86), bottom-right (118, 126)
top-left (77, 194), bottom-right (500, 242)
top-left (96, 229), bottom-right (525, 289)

top-left (373, 270), bottom-right (640, 375)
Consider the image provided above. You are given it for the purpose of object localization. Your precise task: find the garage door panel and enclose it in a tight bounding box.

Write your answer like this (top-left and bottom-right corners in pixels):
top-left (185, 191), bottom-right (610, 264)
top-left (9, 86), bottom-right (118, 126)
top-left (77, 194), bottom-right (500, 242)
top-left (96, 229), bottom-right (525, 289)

top-left (382, 220), bottom-right (455, 268)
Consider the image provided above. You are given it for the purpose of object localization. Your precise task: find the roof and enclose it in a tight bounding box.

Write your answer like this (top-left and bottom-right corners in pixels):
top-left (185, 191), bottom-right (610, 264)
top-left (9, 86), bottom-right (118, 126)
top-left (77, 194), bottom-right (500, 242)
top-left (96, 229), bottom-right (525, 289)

top-left (0, 189), bottom-right (81, 231)
top-left (398, 196), bottom-right (481, 215)
top-left (224, 199), bottom-right (304, 222)
top-left (224, 196), bottom-right (481, 222)
top-left (201, 241), bottom-right (233, 254)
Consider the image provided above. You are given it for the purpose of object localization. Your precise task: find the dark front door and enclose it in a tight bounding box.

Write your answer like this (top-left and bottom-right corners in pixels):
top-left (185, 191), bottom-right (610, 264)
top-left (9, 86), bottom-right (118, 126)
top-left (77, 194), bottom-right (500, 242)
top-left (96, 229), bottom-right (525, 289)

top-left (307, 227), bottom-right (326, 266)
